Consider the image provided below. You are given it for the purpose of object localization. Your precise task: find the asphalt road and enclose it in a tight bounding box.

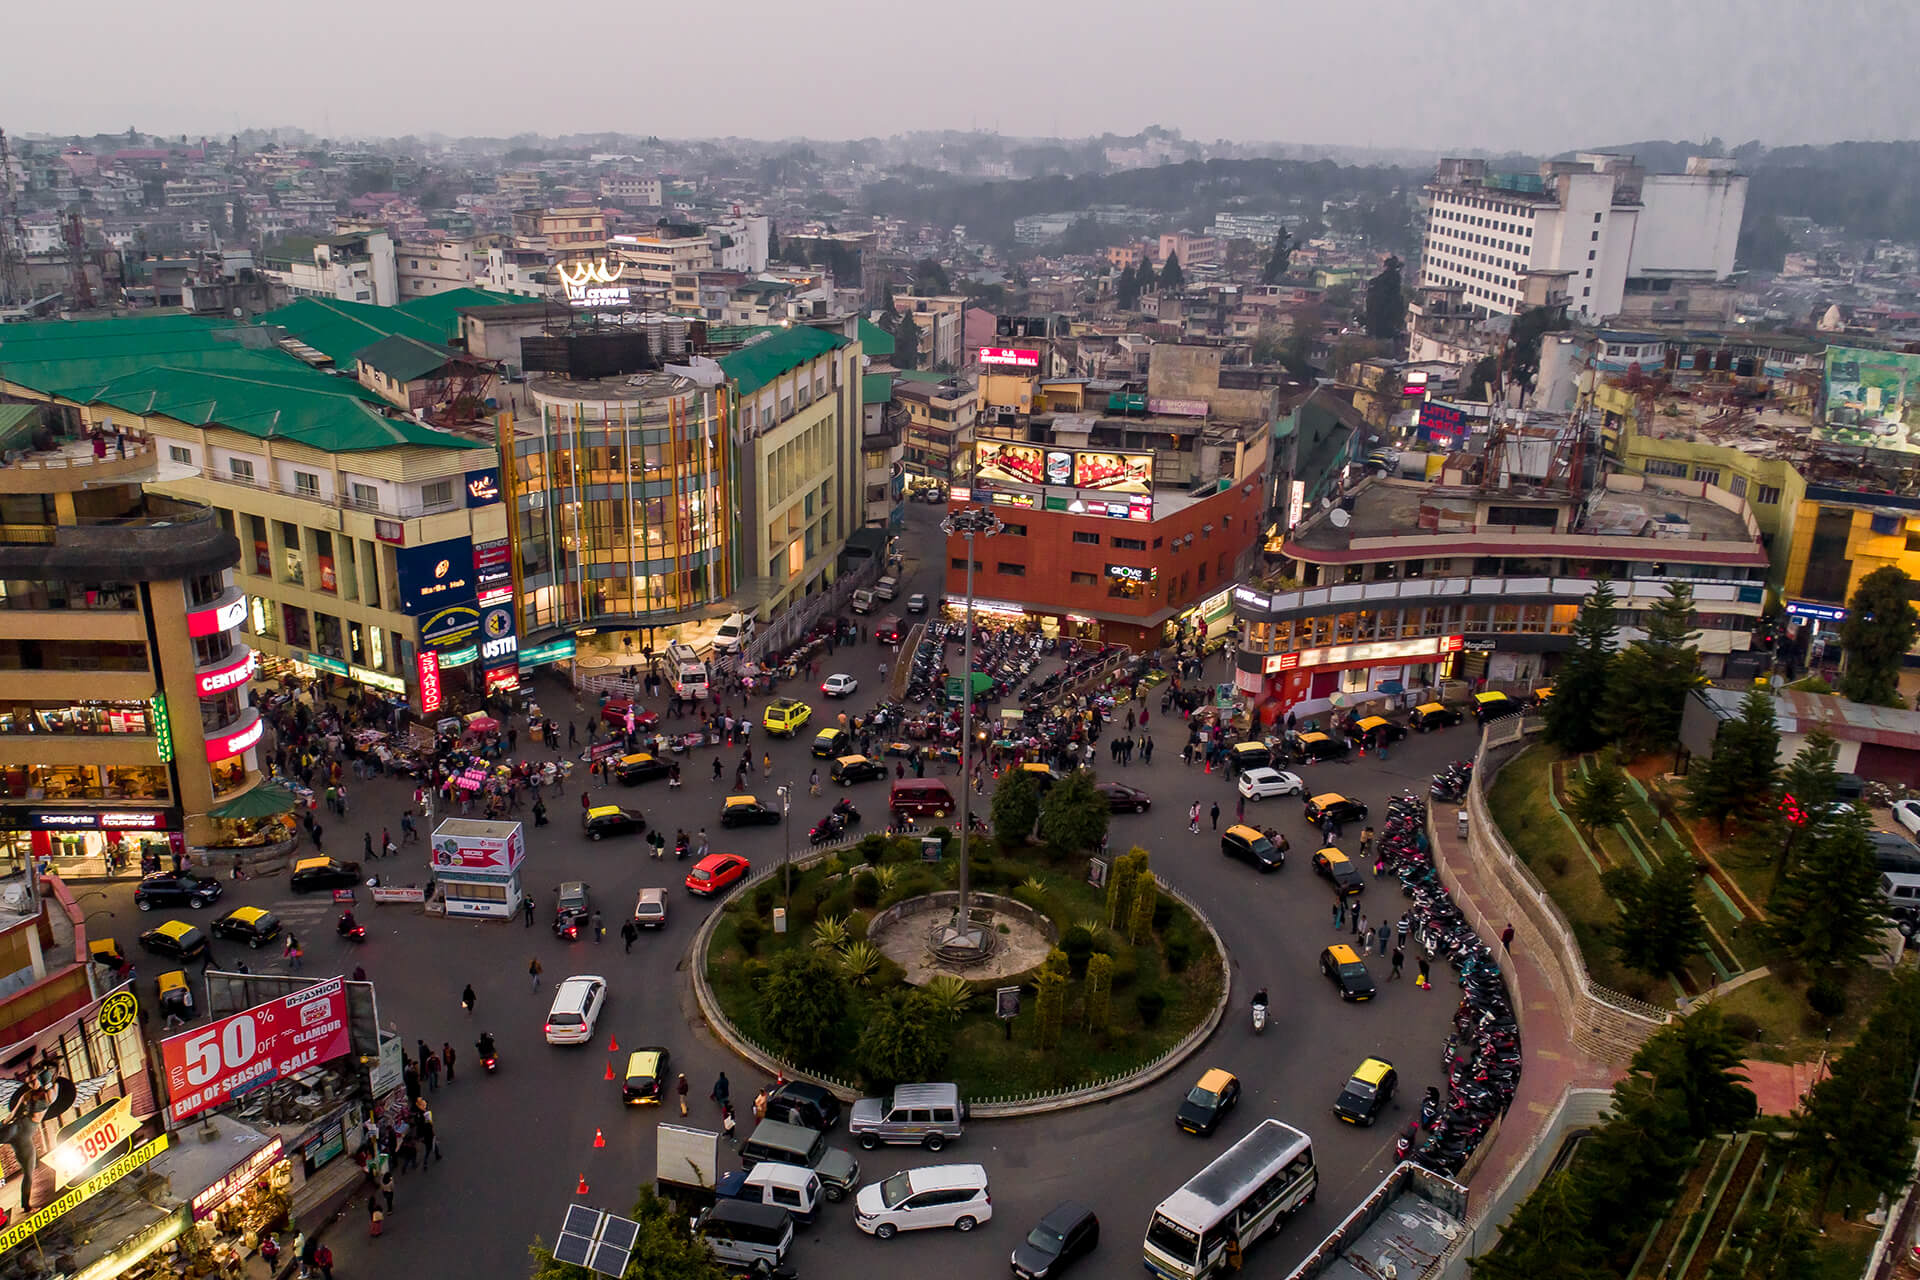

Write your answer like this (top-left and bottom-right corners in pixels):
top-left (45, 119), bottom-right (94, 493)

top-left (105, 503), bottom-right (1487, 1279)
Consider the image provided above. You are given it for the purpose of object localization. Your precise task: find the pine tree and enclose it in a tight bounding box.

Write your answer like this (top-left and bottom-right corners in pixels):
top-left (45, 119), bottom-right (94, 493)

top-left (1773, 728), bottom-right (1840, 882)
top-left (1687, 687), bottom-right (1780, 833)
top-left (1262, 228), bottom-right (1294, 284)
top-left (1623, 1004), bottom-right (1756, 1138)
top-left (1364, 255), bottom-right (1405, 339)
top-left (1115, 263), bottom-right (1138, 309)
top-left (892, 310), bottom-right (921, 370)
top-left (1604, 852), bottom-right (1708, 979)
top-left (1607, 582), bottom-right (1701, 755)
top-left (1135, 256), bottom-right (1156, 295)
top-left (1033, 966), bottom-right (1066, 1051)
top-left (1545, 581), bottom-right (1619, 753)
top-left (1158, 251), bottom-right (1184, 293)
top-left (1839, 565), bottom-right (1919, 706)
top-left (1795, 972), bottom-right (1920, 1204)
top-left (1106, 848), bottom-right (1147, 930)
top-left (1128, 871), bottom-right (1158, 946)
top-left (1767, 809), bottom-right (1889, 975)
top-left (1085, 952), bottom-right (1113, 1032)
top-left (1567, 750), bottom-right (1628, 836)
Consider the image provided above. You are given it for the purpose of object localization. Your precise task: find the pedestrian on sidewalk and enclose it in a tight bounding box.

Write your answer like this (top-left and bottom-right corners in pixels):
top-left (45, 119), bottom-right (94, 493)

top-left (1350, 907), bottom-right (1361, 936)
top-left (523, 896), bottom-right (535, 927)
top-left (1500, 923), bottom-right (1514, 954)
top-left (1390, 946), bottom-right (1405, 979)
top-left (676, 1073), bottom-right (689, 1116)
top-left (442, 1042), bottom-right (456, 1083)
top-left (1357, 913), bottom-right (1370, 951)
top-left (711, 1072), bottom-right (730, 1109)
top-left (621, 921), bottom-right (637, 953)
top-left (313, 1243), bottom-right (334, 1279)
top-left (1379, 921), bottom-right (1392, 954)
top-left (1188, 801), bottom-right (1201, 834)
top-left (529, 956), bottom-right (543, 991)
top-left (592, 910), bottom-right (605, 943)
top-left (462, 983), bottom-right (475, 1015)
top-left (1209, 801), bottom-right (1220, 831)
top-left (425, 1050), bottom-right (441, 1091)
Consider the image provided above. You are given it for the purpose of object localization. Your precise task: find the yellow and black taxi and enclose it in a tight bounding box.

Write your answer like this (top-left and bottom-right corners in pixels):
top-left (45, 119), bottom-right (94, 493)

top-left (138, 919), bottom-right (209, 963)
top-left (622, 1046), bottom-right (671, 1104)
top-left (1332, 1057), bottom-right (1399, 1125)
top-left (615, 752), bottom-right (672, 785)
top-left (290, 856), bottom-right (362, 893)
top-left (156, 969), bottom-right (192, 1020)
top-left (1304, 793), bottom-right (1368, 826)
top-left (210, 905), bottom-right (281, 949)
top-left (133, 870), bottom-right (222, 911)
top-left (1016, 762), bottom-right (1063, 792)
top-left (812, 727), bottom-right (852, 758)
top-left (1174, 1068), bottom-right (1242, 1136)
top-left (720, 794), bottom-right (782, 828)
top-left (1473, 690), bottom-right (1521, 723)
top-left (1528, 686), bottom-right (1555, 709)
top-left (763, 698), bottom-right (814, 737)
top-left (1410, 702), bottom-right (1463, 732)
top-left (1225, 741), bottom-right (1273, 774)
top-left (1320, 943), bottom-right (1376, 1001)
top-left (88, 937), bottom-right (128, 973)
top-left (1221, 825), bottom-right (1286, 872)
top-left (584, 805), bottom-right (646, 840)
top-left (831, 755), bottom-right (888, 786)
top-left (1285, 731), bottom-right (1349, 764)
top-left (1354, 716), bottom-right (1407, 746)
top-left (1312, 847), bottom-right (1366, 896)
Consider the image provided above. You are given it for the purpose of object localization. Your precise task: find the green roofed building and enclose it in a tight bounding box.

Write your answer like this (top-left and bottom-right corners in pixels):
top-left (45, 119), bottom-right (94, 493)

top-left (0, 310), bottom-right (507, 715)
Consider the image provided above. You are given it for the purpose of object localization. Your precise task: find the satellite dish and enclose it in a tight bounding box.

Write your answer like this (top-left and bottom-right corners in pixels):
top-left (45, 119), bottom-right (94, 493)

top-left (1329, 509), bottom-right (1351, 528)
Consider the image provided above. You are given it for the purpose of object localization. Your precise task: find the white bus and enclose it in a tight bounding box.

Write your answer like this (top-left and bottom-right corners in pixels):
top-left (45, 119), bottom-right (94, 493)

top-left (1143, 1119), bottom-right (1317, 1279)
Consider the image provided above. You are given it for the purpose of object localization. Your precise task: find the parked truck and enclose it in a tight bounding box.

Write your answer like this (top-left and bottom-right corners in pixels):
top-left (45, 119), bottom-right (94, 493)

top-left (1284, 1162), bottom-right (1469, 1280)
top-left (657, 1124), bottom-right (723, 1201)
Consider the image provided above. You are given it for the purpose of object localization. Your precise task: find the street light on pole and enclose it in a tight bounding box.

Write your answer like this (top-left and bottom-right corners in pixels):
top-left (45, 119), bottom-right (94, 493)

top-left (937, 504), bottom-right (1003, 959)
top-left (775, 783), bottom-right (793, 909)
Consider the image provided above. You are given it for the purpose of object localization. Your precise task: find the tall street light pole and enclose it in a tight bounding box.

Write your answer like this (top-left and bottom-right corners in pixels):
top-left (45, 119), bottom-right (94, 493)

top-left (775, 783), bottom-right (793, 910)
top-left (940, 505), bottom-right (1003, 955)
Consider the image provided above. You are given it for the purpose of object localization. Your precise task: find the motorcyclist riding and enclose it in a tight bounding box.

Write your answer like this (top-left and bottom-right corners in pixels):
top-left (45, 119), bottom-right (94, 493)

top-left (1252, 987), bottom-right (1269, 1008)
top-left (477, 1032), bottom-right (497, 1061)
top-left (336, 910), bottom-right (358, 935)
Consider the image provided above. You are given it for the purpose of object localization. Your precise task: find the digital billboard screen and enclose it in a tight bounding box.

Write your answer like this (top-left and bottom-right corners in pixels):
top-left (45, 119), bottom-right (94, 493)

top-left (1072, 450), bottom-right (1154, 495)
top-left (974, 441), bottom-right (1046, 486)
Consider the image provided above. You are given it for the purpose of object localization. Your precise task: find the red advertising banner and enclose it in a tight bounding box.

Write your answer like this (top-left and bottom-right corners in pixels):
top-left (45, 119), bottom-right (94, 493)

top-left (417, 651), bottom-right (442, 715)
top-left (161, 978), bottom-right (351, 1123)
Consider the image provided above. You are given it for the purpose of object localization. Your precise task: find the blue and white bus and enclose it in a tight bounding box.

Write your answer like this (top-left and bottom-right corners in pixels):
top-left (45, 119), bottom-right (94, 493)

top-left (1143, 1119), bottom-right (1317, 1278)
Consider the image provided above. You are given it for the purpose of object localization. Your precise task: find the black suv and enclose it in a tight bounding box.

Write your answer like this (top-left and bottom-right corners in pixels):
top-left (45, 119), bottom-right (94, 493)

top-left (765, 1081), bottom-right (842, 1131)
top-left (133, 872), bottom-right (222, 911)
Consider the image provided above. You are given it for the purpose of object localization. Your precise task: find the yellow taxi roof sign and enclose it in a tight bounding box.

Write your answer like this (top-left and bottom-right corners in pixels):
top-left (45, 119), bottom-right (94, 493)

top-left (624, 1049), bottom-right (663, 1077)
top-left (1352, 1057), bottom-right (1394, 1085)
top-left (1326, 943), bottom-right (1362, 964)
top-left (229, 906), bottom-right (268, 923)
top-left (835, 755), bottom-right (870, 767)
top-left (619, 753), bottom-right (653, 765)
top-left (1356, 716), bottom-right (1389, 731)
top-left (1415, 702), bottom-right (1447, 714)
top-left (295, 857), bottom-right (332, 872)
top-left (1318, 847), bottom-right (1351, 864)
top-left (587, 805), bottom-right (621, 819)
top-left (88, 938), bottom-right (121, 957)
top-left (1196, 1067), bottom-right (1237, 1093)
top-left (156, 920), bottom-right (195, 939)
top-left (1310, 793), bottom-right (1348, 806)
top-left (1225, 824), bottom-right (1264, 840)
top-left (725, 794), bottom-right (759, 807)
top-left (1474, 691), bottom-right (1511, 705)
top-left (1230, 741), bottom-right (1268, 753)
top-left (157, 970), bottom-right (189, 994)
top-left (1296, 732), bottom-right (1330, 743)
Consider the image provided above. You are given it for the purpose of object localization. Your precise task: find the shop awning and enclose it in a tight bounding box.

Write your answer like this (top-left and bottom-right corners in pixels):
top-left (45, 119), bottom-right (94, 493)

top-left (209, 783), bottom-right (298, 820)
top-left (946, 672), bottom-right (995, 701)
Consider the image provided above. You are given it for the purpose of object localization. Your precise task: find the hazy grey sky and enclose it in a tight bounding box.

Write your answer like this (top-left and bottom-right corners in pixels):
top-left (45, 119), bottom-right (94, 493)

top-left (5, 0), bottom-right (1914, 153)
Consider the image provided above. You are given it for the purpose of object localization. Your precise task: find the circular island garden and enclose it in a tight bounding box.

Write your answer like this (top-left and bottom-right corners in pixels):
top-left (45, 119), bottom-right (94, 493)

top-left (699, 826), bottom-right (1227, 1108)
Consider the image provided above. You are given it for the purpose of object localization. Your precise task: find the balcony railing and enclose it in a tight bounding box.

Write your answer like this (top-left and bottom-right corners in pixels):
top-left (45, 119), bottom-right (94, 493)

top-left (1233, 572), bottom-right (1766, 621)
top-left (198, 466), bottom-right (464, 519)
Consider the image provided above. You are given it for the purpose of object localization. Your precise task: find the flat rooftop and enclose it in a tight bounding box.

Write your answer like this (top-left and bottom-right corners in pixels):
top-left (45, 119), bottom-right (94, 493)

top-left (1290, 476), bottom-right (1752, 550)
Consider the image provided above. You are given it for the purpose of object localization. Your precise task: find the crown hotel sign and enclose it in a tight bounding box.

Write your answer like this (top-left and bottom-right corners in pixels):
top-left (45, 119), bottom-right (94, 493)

top-left (558, 259), bottom-right (630, 308)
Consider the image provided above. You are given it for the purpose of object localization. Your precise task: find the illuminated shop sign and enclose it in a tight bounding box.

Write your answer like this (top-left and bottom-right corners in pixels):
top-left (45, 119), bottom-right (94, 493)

top-left (558, 258), bottom-right (630, 308)
top-left (396, 537), bottom-right (478, 615)
top-left (518, 638), bottom-right (577, 668)
top-left (1263, 634), bottom-right (1466, 674)
top-left (473, 538), bottom-right (513, 589)
top-left (349, 666), bottom-right (404, 695)
top-left (0, 1135), bottom-right (171, 1256)
top-left (418, 653), bottom-right (443, 715)
top-left (205, 711), bottom-right (264, 762)
top-left (438, 645), bottom-right (478, 669)
top-left (978, 347), bottom-right (1040, 368)
top-left (192, 1137), bottom-right (285, 1221)
top-left (420, 604), bottom-right (481, 651)
top-left (151, 693), bottom-right (173, 764)
top-left (1232, 585), bottom-right (1274, 613)
top-left (1106, 564), bottom-right (1156, 584)
top-left (480, 605), bottom-right (518, 671)
top-left (12, 810), bottom-right (174, 832)
top-left (185, 594), bottom-right (247, 638)
top-left (464, 468), bottom-right (502, 507)
top-left (195, 649), bottom-right (257, 698)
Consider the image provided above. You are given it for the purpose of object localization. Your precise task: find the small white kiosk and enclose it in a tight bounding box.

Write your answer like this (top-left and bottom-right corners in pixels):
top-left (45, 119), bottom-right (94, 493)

top-left (429, 819), bottom-right (526, 919)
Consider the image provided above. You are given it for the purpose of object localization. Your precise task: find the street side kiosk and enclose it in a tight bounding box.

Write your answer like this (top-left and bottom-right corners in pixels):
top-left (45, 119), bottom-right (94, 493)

top-left (429, 819), bottom-right (525, 918)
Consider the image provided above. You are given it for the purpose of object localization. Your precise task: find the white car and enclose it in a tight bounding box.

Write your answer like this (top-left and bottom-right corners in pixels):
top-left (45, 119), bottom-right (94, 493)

top-left (855, 1164), bottom-right (993, 1239)
top-left (1895, 799), bottom-right (1920, 838)
top-left (544, 975), bottom-right (607, 1046)
top-left (906, 593), bottom-right (928, 615)
top-left (1237, 767), bottom-right (1305, 800)
top-left (821, 674), bottom-right (859, 699)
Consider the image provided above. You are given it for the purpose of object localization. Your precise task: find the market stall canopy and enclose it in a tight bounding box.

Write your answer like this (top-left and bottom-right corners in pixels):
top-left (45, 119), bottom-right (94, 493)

top-left (945, 673), bottom-right (994, 701)
top-left (209, 782), bottom-right (298, 820)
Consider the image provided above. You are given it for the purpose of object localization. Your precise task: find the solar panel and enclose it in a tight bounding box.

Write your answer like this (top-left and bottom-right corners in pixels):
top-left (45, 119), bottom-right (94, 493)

top-left (587, 1242), bottom-right (631, 1277)
top-left (552, 1233), bottom-right (594, 1267)
top-left (598, 1215), bottom-right (639, 1251)
top-left (562, 1205), bottom-right (603, 1237)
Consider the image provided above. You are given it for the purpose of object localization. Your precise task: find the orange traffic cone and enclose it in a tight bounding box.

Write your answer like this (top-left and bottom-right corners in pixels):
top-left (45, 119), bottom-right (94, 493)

top-left (576, 1174), bottom-right (589, 1195)
top-left (593, 1128), bottom-right (606, 1148)
top-left (607, 1034), bottom-right (619, 1053)
top-left (604, 1061), bottom-right (615, 1081)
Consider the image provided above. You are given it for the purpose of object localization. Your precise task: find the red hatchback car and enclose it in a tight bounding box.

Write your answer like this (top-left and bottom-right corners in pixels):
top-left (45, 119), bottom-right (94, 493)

top-left (600, 699), bottom-right (660, 730)
top-left (685, 853), bottom-right (750, 897)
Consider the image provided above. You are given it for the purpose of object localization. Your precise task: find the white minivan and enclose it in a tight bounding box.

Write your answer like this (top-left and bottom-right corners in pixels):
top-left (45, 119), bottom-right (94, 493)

top-left (854, 1163), bottom-right (992, 1239)
top-left (543, 975), bottom-right (607, 1045)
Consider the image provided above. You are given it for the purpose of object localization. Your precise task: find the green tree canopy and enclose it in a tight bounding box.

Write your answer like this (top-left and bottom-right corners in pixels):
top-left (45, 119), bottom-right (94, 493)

top-left (756, 949), bottom-right (850, 1067)
top-left (1604, 852), bottom-right (1708, 979)
top-left (1773, 727), bottom-right (1841, 880)
top-left (1607, 582), bottom-right (1702, 755)
top-left (1158, 251), bottom-right (1184, 293)
top-left (990, 769), bottom-right (1040, 846)
top-left (1115, 263), bottom-right (1138, 309)
top-left (1262, 227), bottom-right (1294, 284)
top-left (1363, 255), bottom-right (1404, 338)
top-left (1838, 565), bottom-right (1919, 706)
top-left (1037, 768), bottom-right (1111, 853)
top-left (1795, 972), bottom-right (1920, 1205)
top-left (910, 256), bottom-right (950, 295)
top-left (1567, 750), bottom-right (1628, 835)
top-left (1135, 256), bottom-right (1156, 294)
top-left (1622, 1004), bottom-right (1757, 1139)
top-left (1766, 807), bottom-right (1888, 975)
top-left (1545, 581), bottom-right (1619, 753)
top-left (856, 989), bottom-right (949, 1089)
top-left (890, 309), bottom-right (921, 370)
top-left (1687, 687), bottom-right (1781, 832)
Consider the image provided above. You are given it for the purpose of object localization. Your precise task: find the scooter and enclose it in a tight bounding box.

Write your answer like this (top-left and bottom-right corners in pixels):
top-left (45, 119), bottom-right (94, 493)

top-left (1396, 1121), bottom-right (1420, 1161)
top-left (477, 1036), bottom-right (499, 1074)
top-left (1251, 991), bottom-right (1269, 1035)
top-left (336, 914), bottom-right (366, 942)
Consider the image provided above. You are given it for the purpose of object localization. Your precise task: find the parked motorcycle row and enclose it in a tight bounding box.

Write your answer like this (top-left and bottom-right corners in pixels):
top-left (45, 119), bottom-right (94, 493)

top-left (1373, 790), bottom-right (1521, 1178)
top-left (1429, 759), bottom-right (1474, 803)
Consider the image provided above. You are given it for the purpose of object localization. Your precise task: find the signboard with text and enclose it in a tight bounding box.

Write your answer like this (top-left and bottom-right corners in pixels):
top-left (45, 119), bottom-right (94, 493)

top-left (396, 537), bottom-right (478, 615)
top-left (974, 441), bottom-right (1045, 486)
top-left (978, 347), bottom-right (1040, 368)
top-left (1072, 450), bottom-right (1153, 495)
top-left (161, 978), bottom-right (351, 1123)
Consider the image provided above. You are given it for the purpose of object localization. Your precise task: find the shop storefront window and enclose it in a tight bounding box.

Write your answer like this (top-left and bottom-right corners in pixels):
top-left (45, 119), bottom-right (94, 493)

top-left (1492, 604), bottom-right (1519, 633)
top-left (0, 701), bottom-right (151, 735)
top-left (282, 605), bottom-right (311, 649)
top-left (0, 578), bottom-right (139, 611)
top-left (210, 756), bottom-right (251, 798)
top-left (0, 763), bottom-right (170, 801)
top-left (1335, 612), bottom-right (1358, 642)
top-left (200, 690), bottom-right (243, 735)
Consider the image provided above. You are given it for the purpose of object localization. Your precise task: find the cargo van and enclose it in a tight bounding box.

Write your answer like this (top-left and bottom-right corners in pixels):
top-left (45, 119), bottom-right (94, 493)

top-left (890, 778), bottom-right (956, 820)
top-left (851, 588), bottom-right (877, 615)
top-left (875, 576), bottom-right (900, 601)
top-left (692, 1200), bottom-right (793, 1270)
top-left (848, 1082), bottom-right (967, 1150)
top-left (738, 1119), bottom-right (861, 1201)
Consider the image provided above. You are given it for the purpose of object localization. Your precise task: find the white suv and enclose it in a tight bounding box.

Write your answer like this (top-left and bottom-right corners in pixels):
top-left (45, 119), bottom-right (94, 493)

top-left (855, 1163), bottom-right (992, 1239)
top-left (544, 975), bottom-right (607, 1045)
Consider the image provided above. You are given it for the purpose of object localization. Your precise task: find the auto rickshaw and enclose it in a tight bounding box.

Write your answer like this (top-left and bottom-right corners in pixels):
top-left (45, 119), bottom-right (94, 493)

top-left (88, 938), bottom-right (129, 977)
